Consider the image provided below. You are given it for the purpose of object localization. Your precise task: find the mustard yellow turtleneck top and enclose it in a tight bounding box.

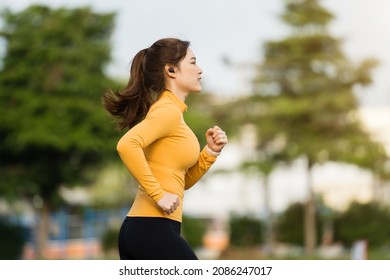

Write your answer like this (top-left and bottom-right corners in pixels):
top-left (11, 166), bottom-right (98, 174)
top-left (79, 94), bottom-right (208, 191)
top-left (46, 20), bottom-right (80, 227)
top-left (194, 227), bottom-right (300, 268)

top-left (116, 90), bottom-right (217, 222)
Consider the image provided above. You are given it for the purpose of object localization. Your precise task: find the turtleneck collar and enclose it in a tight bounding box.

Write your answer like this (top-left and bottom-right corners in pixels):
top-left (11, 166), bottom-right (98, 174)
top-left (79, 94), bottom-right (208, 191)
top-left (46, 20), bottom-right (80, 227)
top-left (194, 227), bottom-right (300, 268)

top-left (162, 90), bottom-right (188, 113)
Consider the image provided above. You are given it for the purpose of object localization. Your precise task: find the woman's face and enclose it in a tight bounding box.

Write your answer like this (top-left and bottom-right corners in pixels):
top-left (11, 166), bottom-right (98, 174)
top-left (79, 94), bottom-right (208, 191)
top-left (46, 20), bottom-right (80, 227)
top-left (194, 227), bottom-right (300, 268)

top-left (175, 48), bottom-right (203, 94)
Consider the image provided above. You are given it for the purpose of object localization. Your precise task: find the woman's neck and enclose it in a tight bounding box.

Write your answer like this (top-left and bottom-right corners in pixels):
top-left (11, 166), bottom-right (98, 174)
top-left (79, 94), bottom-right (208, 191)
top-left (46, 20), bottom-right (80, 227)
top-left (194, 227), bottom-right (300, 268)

top-left (164, 88), bottom-right (188, 102)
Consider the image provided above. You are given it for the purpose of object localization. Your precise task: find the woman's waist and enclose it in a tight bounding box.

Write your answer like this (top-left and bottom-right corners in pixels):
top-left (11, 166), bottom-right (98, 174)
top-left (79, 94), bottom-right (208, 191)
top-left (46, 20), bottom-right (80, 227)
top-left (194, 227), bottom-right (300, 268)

top-left (123, 216), bottom-right (182, 231)
top-left (138, 184), bottom-right (184, 200)
top-left (146, 164), bottom-right (186, 194)
top-left (129, 193), bottom-right (183, 222)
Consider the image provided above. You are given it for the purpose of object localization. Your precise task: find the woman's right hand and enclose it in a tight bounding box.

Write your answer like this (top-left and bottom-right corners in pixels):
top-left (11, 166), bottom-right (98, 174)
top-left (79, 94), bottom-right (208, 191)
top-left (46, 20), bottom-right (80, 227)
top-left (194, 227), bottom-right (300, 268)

top-left (157, 192), bottom-right (180, 215)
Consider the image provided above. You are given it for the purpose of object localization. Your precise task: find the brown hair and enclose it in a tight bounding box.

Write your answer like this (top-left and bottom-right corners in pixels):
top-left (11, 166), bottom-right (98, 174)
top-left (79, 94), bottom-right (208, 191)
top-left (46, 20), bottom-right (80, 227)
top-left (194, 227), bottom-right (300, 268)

top-left (103, 38), bottom-right (190, 130)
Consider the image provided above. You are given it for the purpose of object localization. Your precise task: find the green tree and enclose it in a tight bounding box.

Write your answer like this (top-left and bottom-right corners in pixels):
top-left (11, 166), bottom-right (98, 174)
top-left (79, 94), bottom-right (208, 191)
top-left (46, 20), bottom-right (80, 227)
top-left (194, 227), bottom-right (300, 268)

top-left (0, 5), bottom-right (119, 258)
top-left (245, 0), bottom-right (388, 255)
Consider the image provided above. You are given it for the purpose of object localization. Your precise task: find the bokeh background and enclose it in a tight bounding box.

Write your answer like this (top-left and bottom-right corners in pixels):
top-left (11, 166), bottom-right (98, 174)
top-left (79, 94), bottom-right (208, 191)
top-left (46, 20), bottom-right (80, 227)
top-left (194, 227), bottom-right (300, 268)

top-left (0, 0), bottom-right (389, 260)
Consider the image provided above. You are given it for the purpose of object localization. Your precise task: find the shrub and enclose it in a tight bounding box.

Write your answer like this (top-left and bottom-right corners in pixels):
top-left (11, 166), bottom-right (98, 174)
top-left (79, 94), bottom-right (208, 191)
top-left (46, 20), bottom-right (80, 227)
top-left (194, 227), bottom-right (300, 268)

top-left (229, 215), bottom-right (263, 247)
top-left (0, 219), bottom-right (26, 259)
top-left (333, 202), bottom-right (390, 248)
top-left (182, 215), bottom-right (208, 248)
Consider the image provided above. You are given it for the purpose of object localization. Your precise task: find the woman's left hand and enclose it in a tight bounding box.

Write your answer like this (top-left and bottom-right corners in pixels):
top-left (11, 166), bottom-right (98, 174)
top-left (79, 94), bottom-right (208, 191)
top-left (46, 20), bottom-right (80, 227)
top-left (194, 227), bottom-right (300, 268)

top-left (205, 125), bottom-right (228, 154)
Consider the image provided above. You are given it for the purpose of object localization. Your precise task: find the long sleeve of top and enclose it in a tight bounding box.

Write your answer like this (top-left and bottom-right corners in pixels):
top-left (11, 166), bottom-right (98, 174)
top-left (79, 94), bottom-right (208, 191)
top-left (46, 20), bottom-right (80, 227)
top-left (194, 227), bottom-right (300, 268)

top-left (116, 90), bottom-right (218, 222)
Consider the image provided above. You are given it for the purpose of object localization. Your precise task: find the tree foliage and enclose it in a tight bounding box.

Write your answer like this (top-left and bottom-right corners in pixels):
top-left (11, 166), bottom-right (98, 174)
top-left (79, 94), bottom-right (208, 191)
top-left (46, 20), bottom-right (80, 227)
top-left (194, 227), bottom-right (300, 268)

top-left (250, 0), bottom-right (387, 172)
top-left (0, 4), bottom-right (118, 201)
top-left (0, 5), bottom-right (120, 257)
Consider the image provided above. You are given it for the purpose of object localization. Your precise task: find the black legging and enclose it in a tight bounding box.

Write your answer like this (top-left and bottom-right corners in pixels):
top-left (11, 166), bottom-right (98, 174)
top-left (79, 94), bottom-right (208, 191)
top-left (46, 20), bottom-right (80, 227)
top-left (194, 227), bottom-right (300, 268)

top-left (118, 216), bottom-right (198, 260)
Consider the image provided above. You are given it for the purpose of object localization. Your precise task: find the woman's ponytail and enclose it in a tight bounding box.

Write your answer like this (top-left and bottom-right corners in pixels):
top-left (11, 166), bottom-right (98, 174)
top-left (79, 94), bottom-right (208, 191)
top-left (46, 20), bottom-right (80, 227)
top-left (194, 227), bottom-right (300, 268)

top-left (102, 48), bottom-right (152, 130)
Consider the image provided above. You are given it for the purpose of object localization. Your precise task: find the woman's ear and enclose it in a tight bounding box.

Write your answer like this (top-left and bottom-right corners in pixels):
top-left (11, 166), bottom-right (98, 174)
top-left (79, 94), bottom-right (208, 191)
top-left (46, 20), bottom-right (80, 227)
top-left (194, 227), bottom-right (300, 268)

top-left (165, 65), bottom-right (176, 78)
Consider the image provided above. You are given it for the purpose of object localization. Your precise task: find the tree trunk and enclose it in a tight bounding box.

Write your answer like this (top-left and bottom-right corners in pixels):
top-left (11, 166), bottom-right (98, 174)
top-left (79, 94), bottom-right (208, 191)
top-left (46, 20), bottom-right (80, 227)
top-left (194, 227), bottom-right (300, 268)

top-left (304, 159), bottom-right (316, 256)
top-left (372, 174), bottom-right (385, 205)
top-left (262, 175), bottom-right (275, 256)
top-left (36, 200), bottom-right (50, 259)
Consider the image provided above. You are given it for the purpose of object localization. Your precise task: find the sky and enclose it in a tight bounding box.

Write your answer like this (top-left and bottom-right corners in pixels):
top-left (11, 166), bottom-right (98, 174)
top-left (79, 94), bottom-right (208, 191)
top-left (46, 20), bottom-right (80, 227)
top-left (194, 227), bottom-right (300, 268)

top-left (1, 0), bottom-right (390, 106)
